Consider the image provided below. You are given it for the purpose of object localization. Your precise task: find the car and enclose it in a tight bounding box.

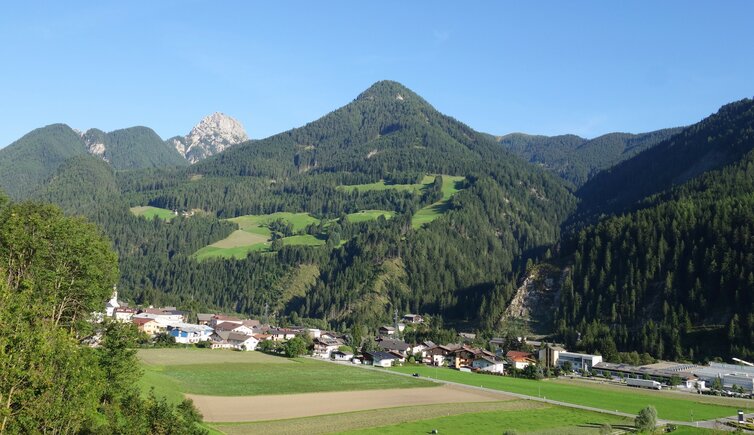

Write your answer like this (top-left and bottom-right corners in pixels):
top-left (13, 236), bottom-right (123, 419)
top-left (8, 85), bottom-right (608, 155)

top-left (412, 373), bottom-right (420, 377)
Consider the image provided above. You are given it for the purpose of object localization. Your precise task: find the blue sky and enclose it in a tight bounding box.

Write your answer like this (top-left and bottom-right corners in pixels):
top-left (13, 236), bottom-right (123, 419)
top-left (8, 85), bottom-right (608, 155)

top-left (1, 1), bottom-right (753, 147)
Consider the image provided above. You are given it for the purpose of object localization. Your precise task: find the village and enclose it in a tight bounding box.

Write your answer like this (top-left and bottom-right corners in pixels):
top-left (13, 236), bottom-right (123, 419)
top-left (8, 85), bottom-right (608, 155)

top-left (102, 290), bottom-right (754, 400)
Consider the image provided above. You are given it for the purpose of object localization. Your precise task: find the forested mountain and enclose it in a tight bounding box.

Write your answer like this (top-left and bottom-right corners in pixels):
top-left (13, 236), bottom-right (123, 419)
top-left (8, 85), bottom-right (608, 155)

top-left (10, 81), bottom-right (754, 363)
top-left (83, 126), bottom-right (188, 170)
top-left (0, 124), bottom-right (88, 198)
top-left (498, 128), bottom-right (682, 186)
top-left (28, 80), bottom-right (577, 331)
top-left (553, 98), bottom-right (754, 361)
top-left (574, 98), bottom-right (754, 223)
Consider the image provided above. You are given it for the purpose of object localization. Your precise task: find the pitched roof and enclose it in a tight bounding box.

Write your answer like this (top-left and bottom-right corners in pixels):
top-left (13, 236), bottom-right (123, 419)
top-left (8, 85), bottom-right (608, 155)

top-left (132, 317), bottom-right (155, 325)
top-left (506, 350), bottom-right (534, 359)
top-left (197, 313), bottom-right (214, 321)
top-left (377, 338), bottom-right (410, 351)
top-left (364, 351), bottom-right (399, 361)
top-left (213, 314), bottom-right (242, 321)
top-left (228, 332), bottom-right (256, 342)
top-left (215, 321), bottom-right (244, 331)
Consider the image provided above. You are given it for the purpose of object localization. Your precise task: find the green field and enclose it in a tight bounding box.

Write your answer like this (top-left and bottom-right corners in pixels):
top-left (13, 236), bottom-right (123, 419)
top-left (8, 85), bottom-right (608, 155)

top-left (337, 175), bottom-right (436, 193)
top-left (139, 349), bottom-right (430, 401)
top-left (346, 210), bottom-right (396, 223)
top-left (212, 401), bottom-right (545, 435)
top-left (130, 206), bottom-right (175, 220)
top-left (412, 175), bottom-right (466, 228)
top-left (391, 366), bottom-right (749, 421)
top-left (341, 404), bottom-right (634, 435)
top-left (228, 212), bottom-right (320, 232)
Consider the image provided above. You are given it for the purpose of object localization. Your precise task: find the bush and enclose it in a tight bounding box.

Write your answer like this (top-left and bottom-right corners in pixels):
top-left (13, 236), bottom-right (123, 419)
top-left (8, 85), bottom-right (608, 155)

top-left (635, 405), bottom-right (657, 432)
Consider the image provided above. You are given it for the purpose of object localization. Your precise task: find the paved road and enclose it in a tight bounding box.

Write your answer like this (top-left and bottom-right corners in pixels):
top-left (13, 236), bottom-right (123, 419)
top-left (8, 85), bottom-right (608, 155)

top-left (310, 357), bottom-right (753, 432)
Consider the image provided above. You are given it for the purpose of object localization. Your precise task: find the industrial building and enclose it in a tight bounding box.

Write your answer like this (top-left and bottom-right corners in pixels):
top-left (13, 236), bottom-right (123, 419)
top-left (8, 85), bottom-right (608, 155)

top-left (539, 345), bottom-right (602, 371)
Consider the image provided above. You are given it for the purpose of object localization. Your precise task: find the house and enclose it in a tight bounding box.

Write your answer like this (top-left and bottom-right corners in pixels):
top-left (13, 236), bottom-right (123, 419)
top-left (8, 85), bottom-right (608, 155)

top-left (134, 308), bottom-right (185, 326)
top-left (332, 350), bottom-right (354, 361)
top-left (506, 350), bottom-right (537, 370)
top-left (242, 319), bottom-right (261, 328)
top-left (458, 332), bottom-right (476, 342)
top-left (473, 355), bottom-right (506, 373)
top-left (402, 313), bottom-right (424, 324)
top-left (267, 328), bottom-right (298, 341)
top-left (426, 344), bottom-right (461, 366)
top-left (538, 344), bottom-right (568, 368)
top-left (196, 313), bottom-right (214, 325)
top-left (209, 315), bottom-right (243, 328)
top-left (313, 337), bottom-right (344, 358)
top-left (489, 337), bottom-right (506, 352)
top-left (113, 307), bottom-right (137, 322)
top-left (411, 341), bottom-right (435, 358)
top-left (378, 326), bottom-right (396, 336)
top-left (453, 345), bottom-right (496, 368)
top-left (362, 351), bottom-right (400, 368)
top-left (214, 321), bottom-right (255, 335)
top-left (167, 323), bottom-right (213, 344)
top-left (211, 331), bottom-right (259, 351)
top-left (132, 317), bottom-right (164, 336)
top-left (376, 338), bottom-right (411, 356)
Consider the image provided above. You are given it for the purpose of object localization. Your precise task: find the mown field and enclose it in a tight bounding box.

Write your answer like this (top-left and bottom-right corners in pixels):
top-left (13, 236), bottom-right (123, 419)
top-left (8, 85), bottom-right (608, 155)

top-left (129, 205), bottom-right (175, 220)
top-left (138, 349), bottom-right (431, 402)
top-left (337, 175), bottom-right (436, 193)
top-left (411, 175), bottom-right (466, 228)
top-left (391, 366), bottom-right (750, 422)
top-left (341, 405), bottom-right (635, 435)
top-left (346, 209), bottom-right (395, 223)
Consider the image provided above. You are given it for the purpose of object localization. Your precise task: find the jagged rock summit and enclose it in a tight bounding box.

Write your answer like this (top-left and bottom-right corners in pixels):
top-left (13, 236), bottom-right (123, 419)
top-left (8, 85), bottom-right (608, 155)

top-left (171, 112), bottom-right (249, 164)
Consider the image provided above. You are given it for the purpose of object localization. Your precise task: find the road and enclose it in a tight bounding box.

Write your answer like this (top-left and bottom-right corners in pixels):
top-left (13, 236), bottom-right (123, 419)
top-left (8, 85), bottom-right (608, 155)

top-left (310, 357), bottom-right (753, 432)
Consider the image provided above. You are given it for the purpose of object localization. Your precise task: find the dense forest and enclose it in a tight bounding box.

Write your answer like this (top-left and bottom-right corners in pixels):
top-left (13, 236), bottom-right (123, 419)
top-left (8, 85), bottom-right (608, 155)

top-left (2, 81), bottom-right (753, 362)
top-left (498, 128), bottom-right (682, 187)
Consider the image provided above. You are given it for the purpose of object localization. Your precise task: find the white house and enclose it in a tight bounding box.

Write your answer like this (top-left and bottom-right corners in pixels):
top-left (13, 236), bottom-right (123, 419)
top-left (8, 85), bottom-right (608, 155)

top-left (214, 321), bottom-right (255, 335)
top-left (364, 351), bottom-right (400, 368)
top-left (167, 323), bottom-right (213, 344)
top-left (473, 356), bottom-right (505, 373)
top-left (331, 350), bottom-right (354, 361)
top-left (113, 307), bottom-right (137, 322)
top-left (211, 331), bottom-right (259, 351)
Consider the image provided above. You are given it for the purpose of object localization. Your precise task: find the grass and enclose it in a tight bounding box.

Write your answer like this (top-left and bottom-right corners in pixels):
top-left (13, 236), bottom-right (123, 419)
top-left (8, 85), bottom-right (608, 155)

top-left (339, 404), bottom-right (634, 435)
top-left (390, 366), bottom-right (749, 421)
top-left (346, 210), bottom-right (395, 223)
top-left (210, 401), bottom-right (543, 435)
top-left (412, 175), bottom-right (466, 228)
top-left (228, 212), bottom-right (320, 232)
top-left (281, 234), bottom-right (326, 246)
top-left (337, 175), bottom-right (436, 193)
top-left (129, 206), bottom-right (175, 220)
top-left (138, 349), bottom-right (430, 401)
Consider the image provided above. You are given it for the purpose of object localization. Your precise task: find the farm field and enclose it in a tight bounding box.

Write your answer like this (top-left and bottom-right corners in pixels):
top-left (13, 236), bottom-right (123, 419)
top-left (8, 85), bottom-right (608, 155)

top-left (412, 175), bottom-right (466, 228)
top-left (228, 212), bottom-right (320, 232)
top-left (210, 401), bottom-right (541, 435)
top-left (191, 384), bottom-right (505, 422)
top-left (342, 404), bottom-right (635, 435)
top-left (138, 349), bottom-right (431, 402)
top-left (390, 366), bottom-right (750, 421)
top-left (129, 205), bottom-right (175, 220)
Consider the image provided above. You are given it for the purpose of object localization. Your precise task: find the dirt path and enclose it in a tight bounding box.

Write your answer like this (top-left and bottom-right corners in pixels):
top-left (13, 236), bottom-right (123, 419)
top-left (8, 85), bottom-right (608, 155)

top-left (188, 384), bottom-right (510, 422)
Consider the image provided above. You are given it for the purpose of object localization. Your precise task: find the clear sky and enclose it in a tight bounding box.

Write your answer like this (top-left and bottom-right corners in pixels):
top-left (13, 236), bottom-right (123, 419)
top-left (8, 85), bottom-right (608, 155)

top-left (1, 1), bottom-right (753, 147)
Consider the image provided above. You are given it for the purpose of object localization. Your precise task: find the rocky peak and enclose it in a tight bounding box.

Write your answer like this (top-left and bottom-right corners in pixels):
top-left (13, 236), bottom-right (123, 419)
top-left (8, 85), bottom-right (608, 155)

top-left (171, 112), bottom-right (248, 164)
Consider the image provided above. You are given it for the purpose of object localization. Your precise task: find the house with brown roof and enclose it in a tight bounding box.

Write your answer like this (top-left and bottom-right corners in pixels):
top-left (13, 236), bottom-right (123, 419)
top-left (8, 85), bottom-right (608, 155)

top-left (506, 350), bottom-right (537, 369)
top-left (210, 331), bottom-right (259, 351)
top-left (426, 343), bottom-right (462, 366)
top-left (132, 317), bottom-right (165, 336)
top-left (214, 321), bottom-right (255, 335)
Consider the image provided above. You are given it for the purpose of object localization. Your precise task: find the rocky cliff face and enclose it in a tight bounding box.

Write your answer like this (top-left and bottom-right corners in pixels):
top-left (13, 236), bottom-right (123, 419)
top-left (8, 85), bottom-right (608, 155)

top-left (170, 113), bottom-right (248, 164)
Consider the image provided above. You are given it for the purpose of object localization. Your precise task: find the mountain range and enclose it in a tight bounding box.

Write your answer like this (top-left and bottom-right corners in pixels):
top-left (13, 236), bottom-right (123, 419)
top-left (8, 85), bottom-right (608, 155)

top-left (0, 113), bottom-right (248, 199)
top-left (1, 80), bottom-right (752, 362)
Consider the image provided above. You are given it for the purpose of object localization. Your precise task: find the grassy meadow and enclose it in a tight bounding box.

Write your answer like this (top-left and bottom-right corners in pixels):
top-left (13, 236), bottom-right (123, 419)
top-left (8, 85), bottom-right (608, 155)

top-left (346, 209), bottom-right (395, 223)
top-left (412, 175), bottom-right (466, 228)
top-left (138, 349), bottom-right (430, 402)
top-left (336, 175), bottom-right (436, 193)
top-left (391, 365), bottom-right (749, 421)
top-left (129, 205), bottom-right (175, 220)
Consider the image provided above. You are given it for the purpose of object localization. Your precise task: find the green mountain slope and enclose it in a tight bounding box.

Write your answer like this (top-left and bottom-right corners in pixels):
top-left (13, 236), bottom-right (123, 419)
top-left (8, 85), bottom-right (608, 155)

top-left (85, 126), bottom-right (188, 170)
top-left (33, 154), bottom-right (120, 213)
top-left (196, 80), bottom-right (506, 178)
top-left (498, 128), bottom-right (682, 186)
top-left (554, 100), bottom-right (754, 361)
top-left (574, 98), bottom-right (754, 223)
top-left (0, 124), bottom-right (88, 198)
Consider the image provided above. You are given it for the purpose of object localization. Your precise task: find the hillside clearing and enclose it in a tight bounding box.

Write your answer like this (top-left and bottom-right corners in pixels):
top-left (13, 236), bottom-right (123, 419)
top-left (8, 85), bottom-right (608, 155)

top-left (346, 209), bottom-right (395, 222)
top-left (412, 175), bottom-right (466, 228)
top-left (129, 205), bottom-right (175, 220)
top-left (337, 175), bottom-right (436, 193)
